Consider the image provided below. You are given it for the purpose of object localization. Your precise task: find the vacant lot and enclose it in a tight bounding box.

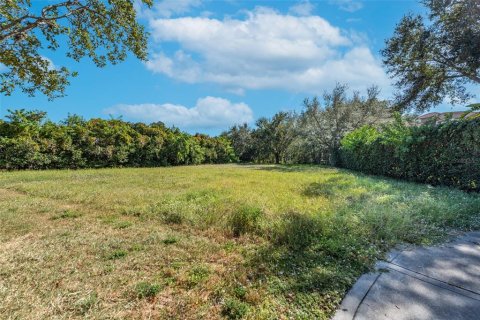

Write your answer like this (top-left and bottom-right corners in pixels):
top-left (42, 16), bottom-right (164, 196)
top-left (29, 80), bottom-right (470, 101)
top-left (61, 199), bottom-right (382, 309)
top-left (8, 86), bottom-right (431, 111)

top-left (1, 165), bottom-right (479, 319)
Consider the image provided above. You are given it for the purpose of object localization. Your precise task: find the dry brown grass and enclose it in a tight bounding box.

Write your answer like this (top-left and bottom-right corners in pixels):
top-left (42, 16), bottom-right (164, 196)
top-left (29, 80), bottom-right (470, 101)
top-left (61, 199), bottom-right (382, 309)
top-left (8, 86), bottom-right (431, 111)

top-left (1, 165), bottom-right (479, 319)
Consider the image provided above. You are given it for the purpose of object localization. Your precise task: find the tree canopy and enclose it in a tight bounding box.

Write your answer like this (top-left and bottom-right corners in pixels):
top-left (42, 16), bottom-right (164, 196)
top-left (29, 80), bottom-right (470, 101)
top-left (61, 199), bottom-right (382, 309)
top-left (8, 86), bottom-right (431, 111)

top-left (0, 0), bottom-right (151, 99)
top-left (382, 0), bottom-right (480, 112)
top-left (223, 84), bottom-right (392, 166)
top-left (300, 84), bottom-right (392, 165)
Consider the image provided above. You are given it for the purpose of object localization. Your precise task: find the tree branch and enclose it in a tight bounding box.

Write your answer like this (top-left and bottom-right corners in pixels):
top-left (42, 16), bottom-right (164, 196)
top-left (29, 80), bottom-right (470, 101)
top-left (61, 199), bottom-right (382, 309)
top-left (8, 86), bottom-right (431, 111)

top-left (0, 1), bottom-right (107, 43)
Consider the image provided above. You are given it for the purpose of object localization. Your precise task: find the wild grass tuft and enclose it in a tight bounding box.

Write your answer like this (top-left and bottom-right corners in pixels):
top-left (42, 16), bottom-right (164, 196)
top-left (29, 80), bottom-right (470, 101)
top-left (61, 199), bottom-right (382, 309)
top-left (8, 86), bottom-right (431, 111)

top-left (74, 292), bottom-right (98, 315)
top-left (222, 298), bottom-right (249, 320)
top-left (228, 205), bottom-right (263, 237)
top-left (133, 282), bottom-right (162, 299)
top-left (272, 211), bottom-right (324, 250)
top-left (106, 249), bottom-right (128, 260)
top-left (186, 265), bottom-right (210, 288)
top-left (51, 210), bottom-right (82, 220)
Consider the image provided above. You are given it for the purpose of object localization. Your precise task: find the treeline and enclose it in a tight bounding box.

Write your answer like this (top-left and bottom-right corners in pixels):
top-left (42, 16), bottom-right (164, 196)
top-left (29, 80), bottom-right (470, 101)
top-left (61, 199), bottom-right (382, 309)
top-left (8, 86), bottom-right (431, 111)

top-left (340, 116), bottom-right (480, 192)
top-left (0, 109), bottom-right (236, 170)
top-left (223, 84), bottom-right (392, 165)
top-left (2, 84), bottom-right (478, 192)
top-left (222, 84), bottom-right (479, 192)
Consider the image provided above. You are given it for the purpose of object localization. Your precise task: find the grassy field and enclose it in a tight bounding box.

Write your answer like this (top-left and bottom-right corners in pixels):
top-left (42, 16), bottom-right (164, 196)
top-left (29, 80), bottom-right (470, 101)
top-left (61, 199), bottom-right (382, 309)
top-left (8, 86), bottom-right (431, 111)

top-left (1, 164), bottom-right (479, 319)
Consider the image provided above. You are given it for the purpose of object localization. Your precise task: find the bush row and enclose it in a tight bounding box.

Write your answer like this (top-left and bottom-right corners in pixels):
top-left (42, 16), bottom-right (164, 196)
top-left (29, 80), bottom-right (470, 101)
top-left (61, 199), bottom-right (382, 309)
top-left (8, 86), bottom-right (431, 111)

top-left (339, 116), bottom-right (480, 191)
top-left (0, 110), bottom-right (236, 170)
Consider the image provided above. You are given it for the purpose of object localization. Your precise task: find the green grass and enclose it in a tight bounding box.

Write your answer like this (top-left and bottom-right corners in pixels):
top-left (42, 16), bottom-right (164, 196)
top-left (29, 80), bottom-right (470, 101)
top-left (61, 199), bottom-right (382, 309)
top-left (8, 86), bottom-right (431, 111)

top-left (0, 164), bottom-right (479, 319)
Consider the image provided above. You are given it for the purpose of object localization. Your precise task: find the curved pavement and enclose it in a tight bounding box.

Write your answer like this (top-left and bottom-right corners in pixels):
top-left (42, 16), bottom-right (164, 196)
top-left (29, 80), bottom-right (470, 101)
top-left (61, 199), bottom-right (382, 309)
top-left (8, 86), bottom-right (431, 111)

top-left (333, 232), bottom-right (480, 320)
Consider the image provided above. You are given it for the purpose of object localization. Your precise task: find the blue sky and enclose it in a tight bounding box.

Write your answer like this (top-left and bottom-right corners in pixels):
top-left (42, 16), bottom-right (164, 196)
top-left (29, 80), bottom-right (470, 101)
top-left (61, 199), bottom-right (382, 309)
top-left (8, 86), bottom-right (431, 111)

top-left (0, 0), bottom-right (476, 135)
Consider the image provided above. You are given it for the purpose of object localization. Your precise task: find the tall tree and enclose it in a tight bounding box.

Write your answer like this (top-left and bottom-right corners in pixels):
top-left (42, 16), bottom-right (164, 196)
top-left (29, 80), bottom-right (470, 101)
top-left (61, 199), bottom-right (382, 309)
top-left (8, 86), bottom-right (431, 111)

top-left (222, 123), bottom-right (255, 162)
top-left (301, 84), bottom-right (391, 166)
top-left (1, 0), bottom-right (151, 99)
top-left (253, 112), bottom-right (296, 164)
top-left (382, 0), bottom-right (480, 112)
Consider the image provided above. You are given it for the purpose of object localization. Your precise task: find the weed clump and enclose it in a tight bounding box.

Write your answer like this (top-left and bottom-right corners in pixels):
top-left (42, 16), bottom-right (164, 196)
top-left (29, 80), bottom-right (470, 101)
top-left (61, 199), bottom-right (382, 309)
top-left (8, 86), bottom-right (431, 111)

top-left (134, 282), bottom-right (161, 299)
top-left (229, 206), bottom-right (263, 237)
top-left (222, 298), bottom-right (249, 319)
top-left (114, 221), bottom-right (132, 229)
top-left (273, 212), bottom-right (323, 250)
top-left (158, 209), bottom-right (184, 224)
top-left (74, 292), bottom-right (97, 315)
top-left (162, 235), bottom-right (179, 245)
top-left (106, 249), bottom-right (127, 260)
top-left (51, 210), bottom-right (82, 220)
top-left (186, 265), bottom-right (210, 287)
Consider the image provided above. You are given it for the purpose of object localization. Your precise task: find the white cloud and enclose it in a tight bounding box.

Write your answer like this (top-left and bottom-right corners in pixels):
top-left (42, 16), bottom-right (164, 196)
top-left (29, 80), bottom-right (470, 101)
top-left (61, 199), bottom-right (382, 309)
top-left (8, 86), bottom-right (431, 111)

top-left (146, 8), bottom-right (389, 94)
top-left (330, 0), bottom-right (364, 12)
top-left (104, 96), bottom-right (253, 129)
top-left (289, 1), bottom-right (315, 16)
top-left (41, 56), bottom-right (57, 71)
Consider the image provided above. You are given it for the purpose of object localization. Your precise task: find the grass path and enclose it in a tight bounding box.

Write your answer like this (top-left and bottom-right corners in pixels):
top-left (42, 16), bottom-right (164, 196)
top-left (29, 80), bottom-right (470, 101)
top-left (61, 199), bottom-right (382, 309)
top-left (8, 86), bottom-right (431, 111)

top-left (1, 165), bottom-right (479, 319)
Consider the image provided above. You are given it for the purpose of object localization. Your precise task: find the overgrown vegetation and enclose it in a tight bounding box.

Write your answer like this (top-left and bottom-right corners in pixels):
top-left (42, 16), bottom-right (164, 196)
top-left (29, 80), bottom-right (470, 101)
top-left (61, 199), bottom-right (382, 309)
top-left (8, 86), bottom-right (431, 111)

top-left (0, 109), bottom-right (236, 169)
top-left (1, 165), bottom-right (479, 318)
top-left (340, 116), bottom-right (480, 191)
top-left (223, 84), bottom-right (393, 166)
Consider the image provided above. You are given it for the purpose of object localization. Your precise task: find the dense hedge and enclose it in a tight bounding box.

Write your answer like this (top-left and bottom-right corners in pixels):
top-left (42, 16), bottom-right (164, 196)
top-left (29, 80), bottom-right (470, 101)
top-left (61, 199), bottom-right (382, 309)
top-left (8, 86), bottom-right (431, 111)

top-left (340, 117), bottom-right (480, 191)
top-left (0, 110), bottom-right (236, 170)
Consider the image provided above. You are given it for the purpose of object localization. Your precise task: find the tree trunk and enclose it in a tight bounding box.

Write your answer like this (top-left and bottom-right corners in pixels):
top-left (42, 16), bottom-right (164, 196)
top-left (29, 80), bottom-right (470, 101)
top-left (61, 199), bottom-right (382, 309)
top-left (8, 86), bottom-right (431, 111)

top-left (274, 153), bottom-right (280, 164)
top-left (328, 147), bottom-right (340, 166)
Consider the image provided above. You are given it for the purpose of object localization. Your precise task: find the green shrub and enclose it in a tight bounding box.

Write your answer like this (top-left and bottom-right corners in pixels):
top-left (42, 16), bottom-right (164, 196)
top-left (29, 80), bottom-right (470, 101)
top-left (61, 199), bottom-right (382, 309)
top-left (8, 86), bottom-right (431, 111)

top-left (222, 298), bottom-right (249, 319)
top-left (340, 118), bottom-right (480, 191)
top-left (0, 109), bottom-right (236, 170)
top-left (228, 206), bottom-right (263, 237)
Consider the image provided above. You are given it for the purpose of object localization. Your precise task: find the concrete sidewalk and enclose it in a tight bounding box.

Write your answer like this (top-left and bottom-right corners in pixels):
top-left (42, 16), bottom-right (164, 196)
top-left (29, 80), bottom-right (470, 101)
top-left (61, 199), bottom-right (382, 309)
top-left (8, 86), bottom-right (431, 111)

top-left (333, 232), bottom-right (480, 320)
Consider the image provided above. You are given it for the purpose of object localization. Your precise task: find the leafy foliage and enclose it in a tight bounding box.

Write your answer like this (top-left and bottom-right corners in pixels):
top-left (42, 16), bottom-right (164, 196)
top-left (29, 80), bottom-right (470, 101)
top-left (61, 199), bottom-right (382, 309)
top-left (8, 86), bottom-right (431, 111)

top-left (252, 111), bottom-right (296, 164)
top-left (340, 116), bottom-right (480, 191)
top-left (299, 84), bottom-right (392, 165)
top-left (223, 84), bottom-right (392, 166)
top-left (0, 0), bottom-right (150, 99)
top-left (382, 0), bottom-right (480, 112)
top-left (0, 109), bottom-right (237, 169)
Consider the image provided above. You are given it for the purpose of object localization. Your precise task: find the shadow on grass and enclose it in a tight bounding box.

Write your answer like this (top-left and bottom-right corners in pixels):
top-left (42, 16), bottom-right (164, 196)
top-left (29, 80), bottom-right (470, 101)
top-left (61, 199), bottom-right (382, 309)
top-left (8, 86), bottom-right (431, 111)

top-left (240, 171), bottom-right (480, 317)
top-left (245, 212), bottom-right (379, 318)
top-left (252, 164), bottom-right (331, 173)
top-left (302, 175), bottom-right (356, 198)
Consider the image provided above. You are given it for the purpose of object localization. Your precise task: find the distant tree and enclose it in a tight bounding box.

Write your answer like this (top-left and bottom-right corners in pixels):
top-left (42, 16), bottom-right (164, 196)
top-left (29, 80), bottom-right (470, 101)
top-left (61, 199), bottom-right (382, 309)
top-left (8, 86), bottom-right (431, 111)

top-left (253, 112), bottom-right (296, 164)
top-left (1, 109), bottom-right (47, 137)
top-left (301, 84), bottom-right (391, 166)
top-left (382, 0), bottom-right (480, 112)
top-left (0, 0), bottom-right (151, 99)
top-left (465, 103), bottom-right (480, 119)
top-left (222, 123), bottom-right (255, 162)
